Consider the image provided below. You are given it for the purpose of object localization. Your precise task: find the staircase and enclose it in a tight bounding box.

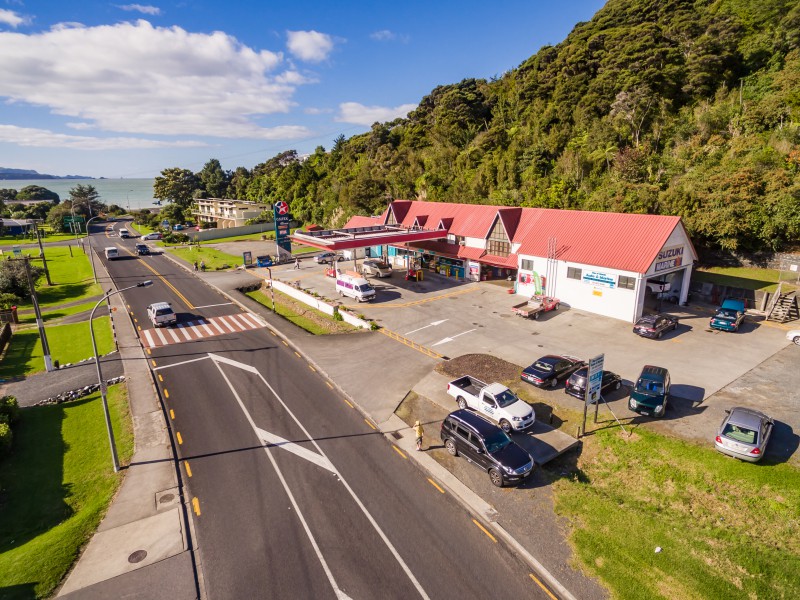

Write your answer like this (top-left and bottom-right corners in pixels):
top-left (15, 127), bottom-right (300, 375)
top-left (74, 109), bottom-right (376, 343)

top-left (766, 283), bottom-right (800, 323)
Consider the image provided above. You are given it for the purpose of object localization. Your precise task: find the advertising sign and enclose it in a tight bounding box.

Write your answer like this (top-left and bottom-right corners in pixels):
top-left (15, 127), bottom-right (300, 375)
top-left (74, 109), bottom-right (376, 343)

top-left (273, 201), bottom-right (292, 254)
top-left (586, 354), bottom-right (605, 405)
top-left (242, 251), bottom-right (252, 266)
top-left (582, 271), bottom-right (616, 288)
top-left (654, 245), bottom-right (684, 273)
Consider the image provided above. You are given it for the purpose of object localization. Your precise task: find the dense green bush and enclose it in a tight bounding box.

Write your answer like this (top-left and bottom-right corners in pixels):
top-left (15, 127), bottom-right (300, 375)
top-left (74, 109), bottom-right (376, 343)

top-left (0, 418), bottom-right (11, 456)
top-left (0, 394), bottom-right (19, 424)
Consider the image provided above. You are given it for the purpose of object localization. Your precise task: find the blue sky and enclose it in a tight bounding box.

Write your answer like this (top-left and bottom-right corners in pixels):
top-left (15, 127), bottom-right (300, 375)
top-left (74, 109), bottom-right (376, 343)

top-left (0, 1), bottom-right (606, 178)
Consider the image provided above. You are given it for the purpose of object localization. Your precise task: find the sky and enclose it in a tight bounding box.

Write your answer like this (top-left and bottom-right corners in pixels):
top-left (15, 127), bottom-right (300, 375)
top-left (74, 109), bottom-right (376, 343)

top-left (0, 0), bottom-right (607, 179)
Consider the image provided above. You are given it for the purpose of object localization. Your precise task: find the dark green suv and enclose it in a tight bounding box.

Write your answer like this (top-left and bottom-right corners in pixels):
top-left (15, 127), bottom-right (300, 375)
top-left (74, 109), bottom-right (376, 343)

top-left (628, 365), bottom-right (670, 418)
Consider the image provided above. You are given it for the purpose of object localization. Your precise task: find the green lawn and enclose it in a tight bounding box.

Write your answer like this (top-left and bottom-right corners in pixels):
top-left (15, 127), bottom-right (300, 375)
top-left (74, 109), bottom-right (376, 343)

top-left (10, 246), bottom-right (102, 309)
top-left (164, 245), bottom-right (241, 270)
top-left (17, 300), bottom-right (98, 325)
top-left (0, 228), bottom-right (80, 246)
top-left (245, 289), bottom-right (355, 335)
top-left (552, 427), bottom-right (800, 599)
top-left (693, 266), bottom-right (798, 294)
top-left (0, 386), bottom-right (134, 599)
top-left (0, 317), bottom-right (114, 378)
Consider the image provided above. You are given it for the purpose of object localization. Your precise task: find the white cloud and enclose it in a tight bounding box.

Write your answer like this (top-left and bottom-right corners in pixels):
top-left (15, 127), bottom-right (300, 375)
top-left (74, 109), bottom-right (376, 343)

top-left (0, 20), bottom-right (314, 139)
top-left (304, 107), bottom-right (332, 115)
top-left (117, 4), bottom-right (162, 16)
top-left (0, 9), bottom-right (30, 28)
top-left (0, 124), bottom-right (208, 149)
top-left (369, 29), bottom-right (409, 43)
top-left (286, 30), bottom-right (334, 62)
top-left (336, 102), bottom-right (416, 126)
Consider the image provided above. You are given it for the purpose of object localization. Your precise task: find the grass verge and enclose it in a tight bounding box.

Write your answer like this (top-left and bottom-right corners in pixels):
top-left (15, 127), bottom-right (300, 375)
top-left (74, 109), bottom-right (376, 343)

top-left (0, 385), bottom-right (134, 600)
top-left (551, 426), bottom-right (800, 599)
top-left (12, 246), bottom-right (102, 309)
top-left (163, 245), bottom-right (241, 270)
top-left (18, 301), bottom-right (97, 325)
top-left (693, 266), bottom-right (798, 294)
top-left (245, 288), bottom-right (356, 335)
top-left (0, 317), bottom-right (114, 378)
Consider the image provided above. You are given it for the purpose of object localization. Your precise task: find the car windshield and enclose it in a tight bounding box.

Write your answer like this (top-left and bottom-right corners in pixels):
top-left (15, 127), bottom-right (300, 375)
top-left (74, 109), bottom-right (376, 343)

top-left (484, 430), bottom-right (512, 454)
top-left (635, 378), bottom-right (663, 394)
top-left (636, 317), bottom-right (655, 326)
top-left (722, 423), bottom-right (757, 444)
top-left (494, 390), bottom-right (520, 408)
top-left (155, 308), bottom-right (173, 316)
top-left (532, 361), bottom-right (554, 372)
top-left (356, 284), bottom-right (374, 292)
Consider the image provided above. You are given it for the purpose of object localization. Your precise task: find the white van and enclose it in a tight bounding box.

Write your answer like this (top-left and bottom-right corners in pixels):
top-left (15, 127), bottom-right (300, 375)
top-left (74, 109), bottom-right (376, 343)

top-left (104, 247), bottom-right (119, 260)
top-left (335, 271), bottom-right (375, 302)
top-left (119, 228), bottom-right (130, 238)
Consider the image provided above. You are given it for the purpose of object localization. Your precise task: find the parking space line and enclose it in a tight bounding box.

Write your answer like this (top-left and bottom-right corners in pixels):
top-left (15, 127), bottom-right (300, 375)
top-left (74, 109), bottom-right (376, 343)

top-left (472, 519), bottom-right (497, 543)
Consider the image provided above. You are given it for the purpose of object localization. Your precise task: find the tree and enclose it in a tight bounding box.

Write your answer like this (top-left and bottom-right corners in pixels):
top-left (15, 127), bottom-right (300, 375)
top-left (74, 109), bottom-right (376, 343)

top-left (158, 202), bottom-right (186, 225)
top-left (68, 184), bottom-right (104, 218)
top-left (16, 185), bottom-right (59, 202)
top-left (198, 159), bottom-right (230, 199)
top-left (0, 259), bottom-right (43, 300)
top-left (46, 203), bottom-right (73, 233)
top-left (153, 168), bottom-right (200, 207)
top-left (0, 189), bottom-right (17, 202)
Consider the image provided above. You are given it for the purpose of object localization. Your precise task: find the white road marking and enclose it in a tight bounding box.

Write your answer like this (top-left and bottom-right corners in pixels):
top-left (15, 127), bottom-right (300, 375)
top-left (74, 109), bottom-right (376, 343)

top-left (193, 302), bottom-right (234, 309)
top-left (238, 313), bottom-right (260, 328)
top-left (177, 324), bottom-right (193, 340)
top-left (154, 327), bottom-right (168, 345)
top-left (166, 327), bottom-right (182, 343)
top-left (152, 355), bottom-right (211, 371)
top-left (431, 328), bottom-right (477, 347)
top-left (405, 319), bottom-right (448, 336)
top-left (255, 427), bottom-right (336, 473)
top-left (208, 353), bottom-right (430, 599)
top-left (219, 316), bottom-right (237, 333)
top-left (199, 321), bottom-right (215, 336)
top-left (228, 314), bottom-right (249, 330)
top-left (142, 330), bottom-right (155, 347)
top-left (210, 319), bottom-right (227, 334)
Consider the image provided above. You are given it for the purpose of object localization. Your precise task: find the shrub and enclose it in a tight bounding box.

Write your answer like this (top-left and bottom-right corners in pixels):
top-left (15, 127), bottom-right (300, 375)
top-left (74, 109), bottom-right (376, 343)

top-left (0, 419), bottom-right (11, 456)
top-left (0, 395), bottom-right (18, 424)
top-left (332, 306), bottom-right (343, 321)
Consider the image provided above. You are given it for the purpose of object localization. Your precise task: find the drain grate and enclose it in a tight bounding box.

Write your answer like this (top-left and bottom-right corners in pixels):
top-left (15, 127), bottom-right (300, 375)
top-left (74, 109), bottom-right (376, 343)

top-left (128, 550), bottom-right (148, 564)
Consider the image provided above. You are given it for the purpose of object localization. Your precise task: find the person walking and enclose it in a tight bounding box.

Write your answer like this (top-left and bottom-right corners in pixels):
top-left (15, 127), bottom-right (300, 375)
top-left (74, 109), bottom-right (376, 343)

top-left (200, 260), bottom-right (206, 272)
top-left (193, 260), bottom-right (198, 271)
top-left (294, 257), bottom-right (300, 270)
top-left (413, 420), bottom-right (424, 451)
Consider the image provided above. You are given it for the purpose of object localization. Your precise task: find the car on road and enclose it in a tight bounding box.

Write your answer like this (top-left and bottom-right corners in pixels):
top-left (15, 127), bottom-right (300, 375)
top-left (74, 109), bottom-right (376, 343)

top-left (787, 330), bottom-right (800, 345)
top-left (361, 259), bottom-right (392, 278)
top-left (521, 355), bottom-right (586, 388)
top-left (106, 225), bottom-right (114, 231)
top-left (628, 365), bottom-right (670, 418)
top-left (119, 228), bottom-right (131, 238)
top-left (714, 406), bottom-right (773, 462)
top-left (172, 224), bottom-right (184, 231)
top-left (709, 299), bottom-right (746, 332)
top-left (314, 252), bottom-right (341, 264)
top-left (564, 367), bottom-right (623, 400)
top-left (142, 232), bottom-right (162, 241)
top-left (440, 409), bottom-right (535, 487)
top-left (632, 313), bottom-right (679, 339)
top-left (135, 243), bottom-right (149, 255)
top-left (146, 302), bottom-right (177, 327)
top-left (104, 247), bottom-right (119, 260)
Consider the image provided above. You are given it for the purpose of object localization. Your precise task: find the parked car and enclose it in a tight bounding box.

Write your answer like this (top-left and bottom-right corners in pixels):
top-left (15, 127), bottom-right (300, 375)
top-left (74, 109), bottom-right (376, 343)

top-left (709, 299), bottom-right (746, 332)
top-left (361, 259), bottom-right (392, 278)
top-left (172, 224), bottom-right (184, 231)
top-left (440, 409), bottom-right (535, 487)
top-left (564, 368), bottom-right (623, 400)
top-left (146, 302), bottom-right (177, 327)
top-left (714, 407), bottom-right (773, 462)
top-left (628, 365), bottom-right (670, 418)
top-left (632, 313), bottom-right (679, 339)
top-left (335, 272), bottom-right (375, 302)
top-left (511, 295), bottom-right (560, 320)
top-left (446, 375), bottom-right (535, 433)
top-left (135, 243), bottom-right (149, 255)
top-left (787, 330), bottom-right (800, 345)
top-left (142, 232), bottom-right (162, 241)
top-left (521, 355), bottom-right (586, 388)
top-left (314, 252), bottom-right (340, 264)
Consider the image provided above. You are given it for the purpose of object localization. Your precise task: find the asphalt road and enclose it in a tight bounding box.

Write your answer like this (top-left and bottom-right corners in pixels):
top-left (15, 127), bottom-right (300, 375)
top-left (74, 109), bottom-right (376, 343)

top-left (92, 224), bottom-right (552, 599)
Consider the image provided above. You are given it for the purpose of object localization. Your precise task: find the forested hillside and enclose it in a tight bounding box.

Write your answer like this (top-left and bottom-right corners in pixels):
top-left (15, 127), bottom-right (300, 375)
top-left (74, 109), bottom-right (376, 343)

top-left (158, 0), bottom-right (800, 254)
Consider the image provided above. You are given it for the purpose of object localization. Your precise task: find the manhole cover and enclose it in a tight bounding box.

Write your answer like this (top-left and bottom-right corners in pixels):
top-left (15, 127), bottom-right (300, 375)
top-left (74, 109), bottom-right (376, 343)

top-left (159, 493), bottom-right (175, 504)
top-left (128, 550), bottom-right (148, 564)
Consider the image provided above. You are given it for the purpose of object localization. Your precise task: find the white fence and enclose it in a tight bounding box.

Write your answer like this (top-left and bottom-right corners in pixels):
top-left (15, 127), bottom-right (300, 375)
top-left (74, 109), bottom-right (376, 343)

top-left (267, 279), bottom-right (373, 330)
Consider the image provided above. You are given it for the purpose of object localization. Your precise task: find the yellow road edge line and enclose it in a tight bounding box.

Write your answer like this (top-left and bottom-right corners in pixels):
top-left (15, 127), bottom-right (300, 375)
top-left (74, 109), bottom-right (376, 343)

top-left (282, 340), bottom-right (288, 346)
top-left (164, 389), bottom-right (169, 399)
top-left (364, 418), bottom-right (376, 430)
top-left (294, 351), bottom-right (301, 358)
top-left (133, 318), bottom-right (137, 323)
top-left (137, 325), bottom-right (142, 331)
top-left (176, 431), bottom-right (182, 444)
top-left (529, 574), bottom-right (558, 600)
top-left (343, 398), bottom-right (354, 408)
top-left (378, 327), bottom-right (444, 359)
top-left (169, 409), bottom-right (174, 420)
top-left (184, 460), bottom-right (192, 477)
top-left (325, 381), bottom-right (333, 389)
top-left (192, 497), bottom-right (201, 516)
top-left (151, 359), bottom-right (157, 367)
top-left (158, 374), bottom-right (164, 382)
top-left (472, 519), bottom-right (497, 543)
top-left (392, 446), bottom-right (407, 459)
top-left (427, 478), bottom-right (445, 494)
top-left (146, 348), bottom-right (151, 355)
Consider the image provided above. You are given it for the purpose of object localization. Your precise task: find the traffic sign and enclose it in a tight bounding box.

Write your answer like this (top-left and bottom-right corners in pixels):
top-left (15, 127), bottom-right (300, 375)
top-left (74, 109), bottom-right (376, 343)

top-left (586, 354), bottom-right (604, 405)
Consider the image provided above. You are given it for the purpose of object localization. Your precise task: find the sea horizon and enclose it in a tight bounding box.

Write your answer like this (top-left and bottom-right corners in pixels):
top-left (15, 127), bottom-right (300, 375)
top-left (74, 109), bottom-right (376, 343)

top-left (1, 178), bottom-right (157, 210)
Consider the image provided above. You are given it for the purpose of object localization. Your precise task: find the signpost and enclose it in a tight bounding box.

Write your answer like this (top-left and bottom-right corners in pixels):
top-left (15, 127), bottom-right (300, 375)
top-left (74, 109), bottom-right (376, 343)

top-left (273, 201), bottom-right (292, 257)
top-left (581, 354), bottom-right (604, 436)
top-left (242, 251), bottom-right (252, 267)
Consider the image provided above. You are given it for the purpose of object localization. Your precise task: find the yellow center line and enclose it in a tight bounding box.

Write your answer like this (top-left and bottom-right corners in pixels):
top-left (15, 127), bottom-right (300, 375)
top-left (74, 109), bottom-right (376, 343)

top-left (364, 418), bottom-right (376, 430)
top-left (472, 519), bottom-right (497, 543)
top-left (529, 574), bottom-right (558, 600)
top-left (169, 409), bottom-right (174, 419)
top-left (184, 460), bottom-right (192, 477)
top-left (137, 259), bottom-right (196, 310)
top-left (325, 382), bottom-right (333, 389)
top-left (192, 497), bottom-right (201, 516)
top-left (176, 431), bottom-right (183, 444)
top-left (427, 478), bottom-right (445, 494)
top-left (392, 446), bottom-right (407, 459)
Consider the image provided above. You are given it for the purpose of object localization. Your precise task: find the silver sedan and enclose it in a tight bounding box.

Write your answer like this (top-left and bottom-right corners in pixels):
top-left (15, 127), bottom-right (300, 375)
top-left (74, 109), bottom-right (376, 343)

top-left (714, 407), bottom-right (773, 462)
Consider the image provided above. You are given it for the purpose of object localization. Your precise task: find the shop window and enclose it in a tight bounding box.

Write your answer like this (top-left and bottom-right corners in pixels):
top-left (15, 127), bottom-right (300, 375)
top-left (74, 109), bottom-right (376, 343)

top-left (520, 258), bottom-right (534, 271)
top-left (487, 240), bottom-right (510, 256)
top-left (486, 218), bottom-right (510, 257)
top-left (618, 275), bottom-right (636, 290)
top-left (567, 267), bottom-right (582, 280)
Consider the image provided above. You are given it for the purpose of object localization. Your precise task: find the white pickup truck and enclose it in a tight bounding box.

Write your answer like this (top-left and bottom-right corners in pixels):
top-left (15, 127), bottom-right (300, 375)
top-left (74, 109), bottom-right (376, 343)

top-left (146, 302), bottom-right (177, 327)
top-left (446, 375), bottom-right (535, 433)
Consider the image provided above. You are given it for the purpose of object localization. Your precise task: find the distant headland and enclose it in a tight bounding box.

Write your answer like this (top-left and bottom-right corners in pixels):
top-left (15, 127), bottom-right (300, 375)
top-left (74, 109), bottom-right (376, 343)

top-left (0, 167), bottom-right (94, 180)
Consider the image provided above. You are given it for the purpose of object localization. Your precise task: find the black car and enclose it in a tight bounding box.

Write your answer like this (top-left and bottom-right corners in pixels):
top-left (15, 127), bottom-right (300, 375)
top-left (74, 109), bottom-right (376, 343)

top-left (521, 355), bottom-right (586, 388)
top-left (632, 313), bottom-right (678, 339)
top-left (564, 367), bottom-right (623, 400)
top-left (135, 243), bottom-right (149, 255)
top-left (440, 410), bottom-right (534, 487)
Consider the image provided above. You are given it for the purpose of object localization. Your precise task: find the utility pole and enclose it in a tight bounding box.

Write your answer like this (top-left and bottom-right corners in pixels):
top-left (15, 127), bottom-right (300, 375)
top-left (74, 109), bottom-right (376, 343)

top-left (33, 222), bottom-right (52, 286)
top-left (22, 256), bottom-right (54, 372)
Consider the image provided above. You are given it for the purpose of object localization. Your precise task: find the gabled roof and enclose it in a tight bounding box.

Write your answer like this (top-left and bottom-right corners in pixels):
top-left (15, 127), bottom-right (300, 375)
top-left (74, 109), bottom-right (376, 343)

top-left (343, 215), bottom-right (383, 228)
top-left (497, 208), bottom-right (522, 240)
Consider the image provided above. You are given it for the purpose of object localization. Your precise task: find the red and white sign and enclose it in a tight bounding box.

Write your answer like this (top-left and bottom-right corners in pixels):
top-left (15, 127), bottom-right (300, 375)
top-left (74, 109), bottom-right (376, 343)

top-left (274, 201), bottom-right (289, 215)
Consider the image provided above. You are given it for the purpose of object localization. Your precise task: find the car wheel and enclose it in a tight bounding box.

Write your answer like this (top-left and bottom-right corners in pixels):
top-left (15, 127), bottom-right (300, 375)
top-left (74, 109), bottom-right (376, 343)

top-left (338, 290), bottom-right (343, 296)
top-left (550, 378), bottom-right (558, 388)
top-left (499, 419), bottom-right (511, 434)
top-left (533, 312), bottom-right (540, 320)
top-left (489, 468), bottom-right (504, 488)
top-left (445, 439), bottom-right (458, 456)
top-left (554, 303), bottom-right (560, 310)
top-left (457, 397), bottom-right (468, 410)
top-left (793, 336), bottom-right (800, 346)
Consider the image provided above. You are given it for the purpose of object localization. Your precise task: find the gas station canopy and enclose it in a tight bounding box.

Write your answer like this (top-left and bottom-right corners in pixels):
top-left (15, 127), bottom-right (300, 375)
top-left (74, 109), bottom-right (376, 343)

top-left (291, 224), bottom-right (447, 251)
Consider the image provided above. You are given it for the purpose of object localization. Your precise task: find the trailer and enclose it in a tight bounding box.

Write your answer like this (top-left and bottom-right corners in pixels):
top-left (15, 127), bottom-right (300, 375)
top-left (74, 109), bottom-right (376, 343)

top-left (511, 295), bottom-right (560, 320)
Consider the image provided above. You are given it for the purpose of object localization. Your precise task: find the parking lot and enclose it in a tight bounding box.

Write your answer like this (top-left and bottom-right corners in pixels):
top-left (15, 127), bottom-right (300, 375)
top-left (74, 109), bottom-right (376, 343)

top-left (263, 256), bottom-right (798, 463)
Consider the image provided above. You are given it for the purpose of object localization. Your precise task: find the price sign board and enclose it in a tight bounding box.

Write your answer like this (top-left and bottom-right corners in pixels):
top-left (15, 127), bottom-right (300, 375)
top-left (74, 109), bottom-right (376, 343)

top-left (586, 354), bottom-right (604, 405)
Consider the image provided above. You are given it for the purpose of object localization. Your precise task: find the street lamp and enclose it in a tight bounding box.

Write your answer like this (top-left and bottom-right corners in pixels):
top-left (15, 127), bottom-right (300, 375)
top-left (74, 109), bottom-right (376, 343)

top-left (126, 189), bottom-right (133, 214)
top-left (90, 280), bottom-right (152, 472)
top-left (85, 215), bottom-right (102, 283)
top-left (265, 266), bottom-right (276, 313)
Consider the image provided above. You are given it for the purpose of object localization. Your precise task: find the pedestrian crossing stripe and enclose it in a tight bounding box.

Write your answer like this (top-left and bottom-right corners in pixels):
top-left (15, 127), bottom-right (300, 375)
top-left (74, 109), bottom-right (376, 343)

top-left (141, 312), bottom-right (267, 348)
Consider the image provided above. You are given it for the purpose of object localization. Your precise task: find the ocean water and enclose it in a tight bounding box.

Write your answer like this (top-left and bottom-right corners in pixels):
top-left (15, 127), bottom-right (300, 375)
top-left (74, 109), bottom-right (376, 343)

top-left (1, 178), bottom-right (157, 210)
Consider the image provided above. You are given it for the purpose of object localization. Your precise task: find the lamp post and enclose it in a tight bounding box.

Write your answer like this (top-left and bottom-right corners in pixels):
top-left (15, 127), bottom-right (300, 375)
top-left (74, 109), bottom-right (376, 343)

top-left (265, 266), bottom-right (276, 313)
top-left (85, 215), bottom-right (102, 283)
top-left (127, 189), bottom-right (133, 214)
top-left (90, 280), bottom-right (152, 472)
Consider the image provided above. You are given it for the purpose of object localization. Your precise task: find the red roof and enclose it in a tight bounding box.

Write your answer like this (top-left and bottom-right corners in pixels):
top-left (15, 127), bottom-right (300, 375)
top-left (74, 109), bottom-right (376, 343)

top-left (343, 215), bottom-right (383, 228)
